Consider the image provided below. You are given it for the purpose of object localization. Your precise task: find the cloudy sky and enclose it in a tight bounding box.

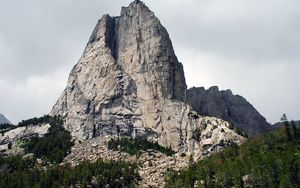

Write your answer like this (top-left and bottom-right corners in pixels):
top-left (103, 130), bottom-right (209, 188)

top-left (0, 0), bottom-right (299, 124)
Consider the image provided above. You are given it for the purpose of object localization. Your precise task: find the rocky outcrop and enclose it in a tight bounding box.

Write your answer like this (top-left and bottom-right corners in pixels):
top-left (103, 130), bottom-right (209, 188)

top-left (51, 0), bottom-right (244, 155)
top-left (0, 124), bottom-right (50, 150)
top-left (62, 136), bottom-right (188, 187)
top-left (187, 86), bottom-right (270, 136)
top-left (63, 118), bottom-right (245, 187)
top-left (0, 113), bottom-right (11, 125)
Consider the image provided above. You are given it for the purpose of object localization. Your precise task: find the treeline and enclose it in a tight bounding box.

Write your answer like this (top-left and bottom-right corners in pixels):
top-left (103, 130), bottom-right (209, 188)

top-left (227, 124), bottom-right (248, 138)
top-left (1, 115), bottom-right (53, 132)
top-left (283, 120), bottom-right (300, 142)
top-left (1, 115), bottom-right (53, 134)
top-left (108, 137), bottom-right (176, 156)
top-left (0, 123), bottom-right (16, 135)
top-left (165, 126), bottom-right (300, 187)
top-left (1, 115), bottom-right (60, 135)
top-left (17, 115), bottom-right (52, 127)
top-left (22, 115), bottom-right (73, 164)
top-left (234, 127), bottom-right (248, 138)
top-left (0, 123), bottom-right (15, 130)
top-left (0, 155), bottom-right (138, 188)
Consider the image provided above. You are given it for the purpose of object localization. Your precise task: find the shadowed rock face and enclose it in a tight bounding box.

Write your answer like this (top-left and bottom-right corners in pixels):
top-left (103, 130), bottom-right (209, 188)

top-left (0, 113), bottom-right (11, 125)
top-left (187, 86), bottom-right (270, 136)
top-left (51, 1), bottom-right (244, 154)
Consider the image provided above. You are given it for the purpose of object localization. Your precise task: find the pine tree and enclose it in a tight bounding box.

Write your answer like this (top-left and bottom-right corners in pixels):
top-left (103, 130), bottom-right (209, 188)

top-left (291, 120), bottom-right (300, 140)
top-left (281, 114), bottom-right (292, 141)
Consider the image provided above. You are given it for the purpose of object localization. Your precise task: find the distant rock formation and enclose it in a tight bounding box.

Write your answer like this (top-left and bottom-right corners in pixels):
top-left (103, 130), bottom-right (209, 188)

top-left (51, 1), bottom-right (244, 155)
top-left (270, 120), bottom-right (300, 131)
top-left (187, 86), bottom-right (270, 136)
top-left (0, 113), bottom-right (11, 125)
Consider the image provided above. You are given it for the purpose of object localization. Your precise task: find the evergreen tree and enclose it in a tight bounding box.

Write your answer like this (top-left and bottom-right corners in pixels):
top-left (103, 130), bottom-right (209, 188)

top-left (291, 120), bottom-right (300, 141)
top-left (165, 127), bottom-right (300, 188)
top-left (281, 114), bottom-right (292, 141)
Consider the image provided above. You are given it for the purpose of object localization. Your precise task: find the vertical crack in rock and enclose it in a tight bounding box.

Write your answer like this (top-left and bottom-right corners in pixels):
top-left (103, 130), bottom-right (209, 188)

top-left (104, 16), bottom-right (118, 61)
top-left (50, 1), bottom-right (246, 154)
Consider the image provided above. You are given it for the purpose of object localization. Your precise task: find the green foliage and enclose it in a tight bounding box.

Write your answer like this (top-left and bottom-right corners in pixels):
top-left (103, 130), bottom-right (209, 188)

top-left (22, 116), bottom-right (73, 164)
top-left (165, 128), bottom-right (300, 187)
top-left (0, 123), bottom-right (16, 135)
top-left (280, 113), bottom-right (288, 122)
top-left (292, 120), bottom-right (300, 140)
top-left (0, 155), bottom-right (138, 188)
top-left (108, 137), bottom-right (176, 156)
top-left (234, 127), bottom-right (248, 138)
top-left (0, 155), bottom-right (36, 172)
top-left (0, 123), bottom-right (15, 130)
top-left (281, 113), bottom-right (293, 141)
top-left (282, 120), bottom-right (300, 143)
top-left (17, 115), bottom-right (51, 128)
top-left (284, 121), bottom-right (293, 141)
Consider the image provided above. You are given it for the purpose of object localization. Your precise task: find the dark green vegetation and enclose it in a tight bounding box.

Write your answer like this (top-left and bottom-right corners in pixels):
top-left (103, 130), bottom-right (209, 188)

top-left (1, 115), bottom-right (137, 187)
top-left (227, 123), bottom-right (248, 138)
top-left (165, 123), bottom-right (300, 188)
top-left (21, 115), bottom-right (73, 164)
top-left (234, 127), bottom-right (248, 138)
top-left (0, 155), bottom-right (138, 188)
top-left (17, 115), bottom-right (51, 127)
top-left (0, 123), bottom-right (15, 135)
top-left (0, 123), bottom-right (14, 130)
top-left (1, 115), bottom-right (54, 140)
top-left (108, 137), bottom-right (176, 156)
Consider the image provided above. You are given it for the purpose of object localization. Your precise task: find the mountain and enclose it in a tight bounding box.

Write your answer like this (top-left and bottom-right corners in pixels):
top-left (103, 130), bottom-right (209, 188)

top-left (0, 113), bottom-right (11, 125)
top-left (1, 1), bottom-right (288, 187)
top-left (187, 86), bottom-right (270, 136)
top-left (50, 0), bottom-right (244, 155)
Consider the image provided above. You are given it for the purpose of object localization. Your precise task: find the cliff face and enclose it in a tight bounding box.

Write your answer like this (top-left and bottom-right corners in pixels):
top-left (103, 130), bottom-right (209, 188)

top-left (187, 86), bottom-right (270, 136)
top-left (51, 1), bottom-right (244, 154)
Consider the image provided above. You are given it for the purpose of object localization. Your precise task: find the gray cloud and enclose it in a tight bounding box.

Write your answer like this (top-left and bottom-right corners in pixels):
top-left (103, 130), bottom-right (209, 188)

top-left (0, 0), bottom-right (299, 124)
top-left (151, 0), bottom-right (300, 63)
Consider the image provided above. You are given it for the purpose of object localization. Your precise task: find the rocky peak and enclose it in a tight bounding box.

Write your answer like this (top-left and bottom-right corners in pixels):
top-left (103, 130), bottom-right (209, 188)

top-left (187, 87), bottom-right (270, 136)
top-left (208, 86), bottom-right (219, 93)
top-left (85, 1), bottom-right (185, 101)
top-left (0, 113), bottom-right (11, 125)
top-left (50, 1), bottom-right (244, 154)
top-left (121, 0), bottom-right (150, 17)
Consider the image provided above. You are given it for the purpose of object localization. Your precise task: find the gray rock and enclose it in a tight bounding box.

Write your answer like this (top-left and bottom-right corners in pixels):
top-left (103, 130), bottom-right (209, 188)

top-left (0, 113), bottom-right (11, 125)
top-left (51, 1), bottom-right (244, 154)
top-left (0, 124), bottom-right (50, 145)
top-left (187, 86), bottom-right (270, 136)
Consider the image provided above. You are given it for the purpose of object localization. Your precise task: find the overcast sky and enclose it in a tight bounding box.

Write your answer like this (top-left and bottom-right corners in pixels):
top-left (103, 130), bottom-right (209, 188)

top-left (0, 0), bottom-right (299, 124)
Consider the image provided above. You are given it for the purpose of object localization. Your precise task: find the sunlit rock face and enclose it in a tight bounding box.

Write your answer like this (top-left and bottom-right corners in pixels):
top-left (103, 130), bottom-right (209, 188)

top-left (51, 0), bottom-right (244, 154)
